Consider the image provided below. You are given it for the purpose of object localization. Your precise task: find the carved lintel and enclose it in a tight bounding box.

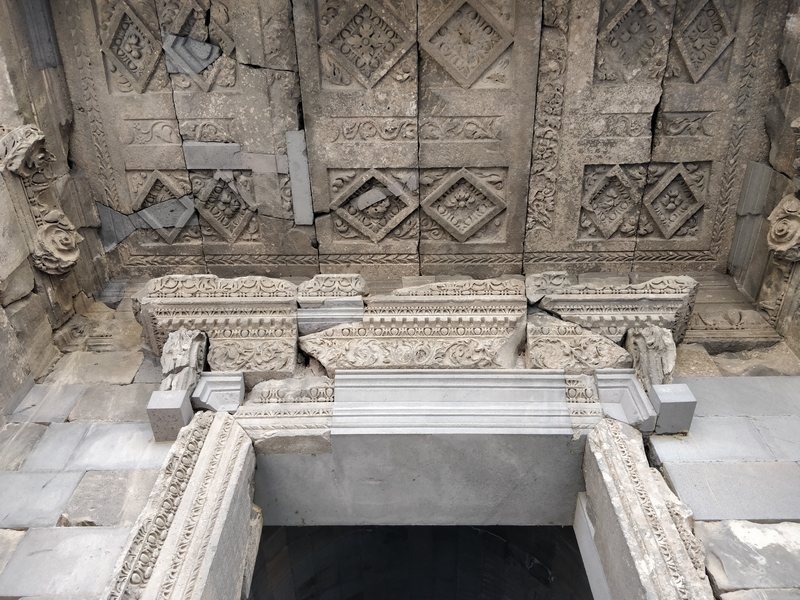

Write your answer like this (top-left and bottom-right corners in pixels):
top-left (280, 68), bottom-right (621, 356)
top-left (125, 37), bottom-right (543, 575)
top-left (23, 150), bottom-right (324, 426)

top-left (624, 325), bottom-right (676, 394)
top-left (584, 419), bottom-right (713, 600)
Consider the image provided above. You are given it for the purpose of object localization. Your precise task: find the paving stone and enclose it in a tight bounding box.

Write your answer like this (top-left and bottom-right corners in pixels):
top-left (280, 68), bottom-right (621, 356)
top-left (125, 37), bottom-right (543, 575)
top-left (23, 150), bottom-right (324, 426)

top-left (713, 343), bottom-right (800, 377)
top-left (663, 462), bottom-right (800, 521)
top-left (21, 422), bottom-right (91, 472)
top-left (750, 416), bottom-right (800, 461)
top-left (681, 377), bottom-right (800, 417)
top-left (721, 591), bottom-right (800, 600)
top-left (66, 422), bottom-right (172, 471)
top-left (696, 521), bottom-right (800, 592)
top-left (0, 472), bottom-right (83, 527)
top-left (0, 423), bottom-right (46, 470)
top-left (64, 469), bottom-right (158, 526)
top-left (67, 383), bottom-right (156, 422)
top-left (133, 353), bottom-right (162, 384)
top-left (10, 384), bottom-right (86, 424)
top-left (0, 527), bottom-right (129, 597)
top-left (0, 529), bottom-right (24, 575)
top-left (650, 417), bottom-right (775, 463)
top-left (44, 351), bottom-right (143, 385)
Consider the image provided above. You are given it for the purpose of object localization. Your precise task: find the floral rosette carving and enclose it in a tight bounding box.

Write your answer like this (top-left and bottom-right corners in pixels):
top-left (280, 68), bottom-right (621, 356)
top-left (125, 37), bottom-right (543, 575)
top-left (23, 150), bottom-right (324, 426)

top-left (767, 195), bottom-right (800, 261)
top-left (32, 210), bottom-right (83, 275)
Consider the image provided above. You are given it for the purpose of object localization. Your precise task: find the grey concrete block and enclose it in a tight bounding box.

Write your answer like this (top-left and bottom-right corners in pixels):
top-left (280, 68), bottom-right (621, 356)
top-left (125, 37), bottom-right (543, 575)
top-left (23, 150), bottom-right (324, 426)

top-left (163, 33), bottom-right (220, 74)
top-left (10, 384), bottom-right (86, 424)
top-left (663, 461), bottom-right (800, 521)
top-left (650, 417), bottom-right (775, 463)
top-left (650, 383), bottom-right (697, 434)
top-left (0, 423), bottom-right (46, 470)
top-left (286, 130), bottom-right (314, 225)
top-left (0, 472), bottom-right (83, 527)
top-left (147, 389), bottom-right (194, 442)
top-left (0, 527), bottom-right (129, 597)
top-left (67, 383), bottom-right (156, 422)
top-left (64, 469), bottom-right (159, 526)
top-left (696, 521), bottom-right (800, 592)
top-left (682, 377), bottom-right (800, 417)
top-left (191, 372), bottom-right (244, 413)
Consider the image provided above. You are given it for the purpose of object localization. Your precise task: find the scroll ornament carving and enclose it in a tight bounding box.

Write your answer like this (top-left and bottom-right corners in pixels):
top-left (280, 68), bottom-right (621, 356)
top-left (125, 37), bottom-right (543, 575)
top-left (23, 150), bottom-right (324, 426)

top-left (0, 125), bottom-right (82, 275)
top-left (297, 274), bottom-right (368, 298)
top-left (525, 271), bottom-right (574, 303)
top-left (767, 195), bottom-right (800, 262)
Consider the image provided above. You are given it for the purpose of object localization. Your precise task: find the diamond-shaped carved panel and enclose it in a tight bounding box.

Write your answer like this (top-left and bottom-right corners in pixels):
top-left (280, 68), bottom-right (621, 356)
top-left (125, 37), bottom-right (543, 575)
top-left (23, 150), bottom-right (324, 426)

top-left (421, 169), bottom-right (506, 242)
top-left (581, 165), bottom-right (640, 239)
top-left (195, 173), bottom-right (256, 243)
top-left (674, 0), bottom-right (734, 83)
top-left (644, 165), bottom-right (705, 239)
top-left (420, 0), bottom-right (513, 88)
top-left (331, 169), bottom-right (417, 242)
top-left (321, 1), bottom-right (414, 89)
top-left (101, 4), bottom-right (163, 94)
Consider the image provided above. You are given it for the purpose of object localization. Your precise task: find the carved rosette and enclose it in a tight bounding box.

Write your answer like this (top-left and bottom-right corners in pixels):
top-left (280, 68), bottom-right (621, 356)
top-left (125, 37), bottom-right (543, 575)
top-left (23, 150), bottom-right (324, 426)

top-left (0, 125), bottom-right (82, 276)
top-left (767, 195), bottom-right (800, 262)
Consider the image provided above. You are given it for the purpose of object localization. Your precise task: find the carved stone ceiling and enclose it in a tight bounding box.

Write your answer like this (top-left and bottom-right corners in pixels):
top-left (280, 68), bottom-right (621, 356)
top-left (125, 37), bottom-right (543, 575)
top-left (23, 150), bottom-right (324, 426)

top-left (50, 0), bottom-right (785, 278)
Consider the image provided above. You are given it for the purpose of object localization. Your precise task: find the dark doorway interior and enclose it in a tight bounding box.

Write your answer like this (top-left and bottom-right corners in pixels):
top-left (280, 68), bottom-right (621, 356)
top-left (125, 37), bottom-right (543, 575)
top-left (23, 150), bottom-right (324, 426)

top-left (249, 526), bottom-right (593, 599)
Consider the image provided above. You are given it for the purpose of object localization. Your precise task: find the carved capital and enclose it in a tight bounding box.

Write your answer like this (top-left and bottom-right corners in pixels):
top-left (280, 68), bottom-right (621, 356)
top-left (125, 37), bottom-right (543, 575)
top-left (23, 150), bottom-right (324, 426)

top-left (0, 125), bottom-right (52, 178)
top-left (767, 194), bottom-right (800, 261)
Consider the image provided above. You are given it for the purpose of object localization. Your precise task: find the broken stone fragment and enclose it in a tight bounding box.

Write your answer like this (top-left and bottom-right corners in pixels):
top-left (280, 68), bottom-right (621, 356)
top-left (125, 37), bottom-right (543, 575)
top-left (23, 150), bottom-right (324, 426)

top-left (159, 329), bottom-right (207, 392)
top-left (539, 275), bottom-right (699, 343)
top-left (624, 325), bottom-right (676, 393)
top-left (163, 34), bottom-right (221, 74)
top-left (526, 312), bottom-right (632, 371)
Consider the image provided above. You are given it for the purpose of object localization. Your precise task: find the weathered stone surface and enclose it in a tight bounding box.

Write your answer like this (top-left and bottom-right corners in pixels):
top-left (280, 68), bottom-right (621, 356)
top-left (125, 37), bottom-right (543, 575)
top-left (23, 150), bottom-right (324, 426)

top-left (721, 591), bottom-right (800, 600)
top-left (147, 389), bottom-right (193, 442)
top-left (5, 292), bottom-right (60, 377)
top-left (0, 422), bottom-right (46, 470)
top-left (674, 343), bottom-right (722, 377)
top-left (296, 274), bottom-right (367, 308)
top-left (525, 271), bottom-right (575, 303)
top-left (136, 275), bottom-right (298, 382)
top-left (713, 343), bottom-right (800, 376)
top-left (696, 521), bottom-right (800, 593)
top-left (0, 472), bottom-right (84, 528)
top-left (10, 384), bottom-right (86, 424)
top-left (526, 312), bottom-right (632, 371)
top-left (191, 372), bottom-right (245, 413)
top-left (67, 383), bottom-right (156, 422)
top-left (159, 328), bottom-right (207, 392)
top-left (235, 376), bottom-right (334, 453)
top-left (540, 276), bottom-right (699, 343)
top-left (63, 469), bottom-right (159, 527)
top-left (103, 412), bottom-right (256, 600)
top-left (685, 307), bottom-right (782, 352)
top-left (301, 279), bottom-right (527, 374)
top-left (44, 351), bottom-right (142, 385)
top-left (0, 529), bottom-right (24, 577)
top-left (583, 419), bottom-right (713, 600)
top-left (768, 195), bottom-right (800, 261)
top-left (625, 325), bottom-right (676, 393)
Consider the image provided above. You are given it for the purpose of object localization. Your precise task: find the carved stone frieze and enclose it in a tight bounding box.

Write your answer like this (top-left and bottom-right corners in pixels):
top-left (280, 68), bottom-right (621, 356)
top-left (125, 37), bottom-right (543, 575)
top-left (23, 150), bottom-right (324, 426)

top-left (297, 274), bottom-right (368, 306)
top-left (135, 274), bottom-right (298, 381)
top-left (584, 418), bottom-right (713, 599)
top-left (539, 276), bottom-right (699, 343)
top-left (234, 377), bottom-right (334, 452)
top-left (624, 325), bottom-right (676, 393)
top-left (525, 271), bottom-right (575, 303)
top-left (103, 412), bottom-right (257, 600)
top-left (300, 278), bottom-right (527, 374)
top-left (159, 328), bottom-right (207, 392)
top-left (526, 313), bottom-right (632, 372)
top-left (0, 125), bottom-right (82, 276)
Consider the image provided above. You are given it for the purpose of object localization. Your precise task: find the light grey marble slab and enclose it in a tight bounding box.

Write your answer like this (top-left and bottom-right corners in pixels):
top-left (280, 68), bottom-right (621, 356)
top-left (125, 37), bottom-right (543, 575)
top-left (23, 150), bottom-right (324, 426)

top-left (0, 472), bottom-right (83, 527)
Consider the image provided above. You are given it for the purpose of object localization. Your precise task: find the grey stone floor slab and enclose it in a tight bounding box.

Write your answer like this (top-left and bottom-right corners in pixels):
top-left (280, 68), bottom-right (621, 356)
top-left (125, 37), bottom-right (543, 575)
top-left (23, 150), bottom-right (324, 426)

top-left (663, 461), bottom-right (800, 521)
top-left (21, 423), bottom-right (91, 472)
top-left (44, 351), bottom-right (143, 385)
top-left (750, 416), bottom-right (800, 461)
top-left (66, 423), bottom-right (171, 470)
top-left (0, 423), bottom-right (46, 470)
top-left (64, 469), bottom-right (158, 526)
top-left (10, 385), bottom-right (86, 424)
top-left (650, 417), bottom-right (775, 463)
top-left (67, 383), bottom-right (156, 422)
top-left (696, 521), bottom-right (800, 592)
top-left (721, 591), bottom-right (800, 599)
top-left (133, 353), bottom-right (162, 384)
top-left (0, 472), bottom-right (83, 527)
top-left (0, 527), bottom-right (129, 597)
top-left (680, 377), bottom-right (800, 417)
top-left (0, 529), bottom-right (24, 575)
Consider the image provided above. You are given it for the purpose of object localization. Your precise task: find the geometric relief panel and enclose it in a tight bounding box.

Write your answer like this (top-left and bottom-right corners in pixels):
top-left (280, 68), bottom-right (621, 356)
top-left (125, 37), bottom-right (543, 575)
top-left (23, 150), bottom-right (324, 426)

top-left (190, 170), bottom-right (260, 245)
top-left (328, 168), bottom-right (419, 243)
top-left (420, 167), bottom-right (508, 243)
top-left (578, 162), bottom-right (709, 241)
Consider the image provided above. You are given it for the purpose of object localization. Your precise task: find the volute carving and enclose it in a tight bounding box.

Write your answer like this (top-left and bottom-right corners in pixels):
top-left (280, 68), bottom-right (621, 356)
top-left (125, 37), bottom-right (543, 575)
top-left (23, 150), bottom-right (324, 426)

top-left (767, 194), bottom-right (800, 262)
